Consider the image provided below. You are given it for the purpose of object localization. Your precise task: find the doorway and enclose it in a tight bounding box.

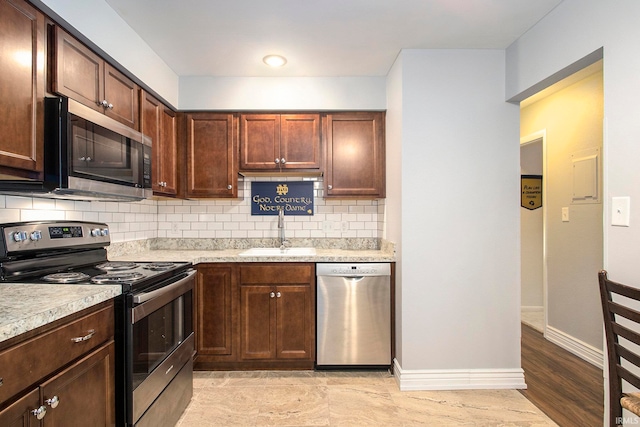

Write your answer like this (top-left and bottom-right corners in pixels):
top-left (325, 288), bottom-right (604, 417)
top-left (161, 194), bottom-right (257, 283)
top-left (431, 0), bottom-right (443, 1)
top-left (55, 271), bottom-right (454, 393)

top-left (520, 134), bottom-right (545, 333)
top-left (519, 60), bottom-right (604, 366)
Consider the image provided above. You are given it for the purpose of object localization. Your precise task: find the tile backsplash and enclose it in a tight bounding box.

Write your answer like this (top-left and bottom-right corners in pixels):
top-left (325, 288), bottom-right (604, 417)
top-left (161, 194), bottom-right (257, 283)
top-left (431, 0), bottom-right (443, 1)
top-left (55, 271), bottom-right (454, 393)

top-left (0, 178), bottom-right (384, 243)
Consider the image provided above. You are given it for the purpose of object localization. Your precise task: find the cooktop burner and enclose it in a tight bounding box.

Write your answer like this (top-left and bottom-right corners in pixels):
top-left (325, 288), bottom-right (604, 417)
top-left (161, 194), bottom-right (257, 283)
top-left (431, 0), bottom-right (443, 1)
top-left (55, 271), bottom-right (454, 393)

top-left (42, 272), bottom-right (91, 284)
top-left (96, 261), bottom-right (139, 271)
top-left (141, 262), bottom-right (177, 271)
top-left (91, 272), bottom-right (146, 284)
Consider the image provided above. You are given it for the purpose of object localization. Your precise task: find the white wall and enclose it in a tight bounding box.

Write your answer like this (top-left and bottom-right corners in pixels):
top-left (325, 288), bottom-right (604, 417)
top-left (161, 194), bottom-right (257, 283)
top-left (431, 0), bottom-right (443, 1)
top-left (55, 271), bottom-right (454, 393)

top-left (507, 0), bottom-right (640, 312)
top-left (179, 76), bottom-right (386, 110)
top-left (37, 0), bottom-right (179, 106)
top-left (390, 49), bottom-right (522, 383)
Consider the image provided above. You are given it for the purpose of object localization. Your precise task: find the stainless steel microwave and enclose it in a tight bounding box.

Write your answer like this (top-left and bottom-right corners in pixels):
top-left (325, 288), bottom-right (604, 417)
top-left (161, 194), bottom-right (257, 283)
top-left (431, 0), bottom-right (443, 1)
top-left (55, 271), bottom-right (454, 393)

top-left (0, 97), bottom-right (151, 201)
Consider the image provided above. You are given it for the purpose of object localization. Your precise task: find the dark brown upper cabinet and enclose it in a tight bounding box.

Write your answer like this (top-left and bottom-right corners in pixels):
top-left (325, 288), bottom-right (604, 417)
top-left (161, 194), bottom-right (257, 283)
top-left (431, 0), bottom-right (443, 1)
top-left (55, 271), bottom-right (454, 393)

top-left (323, 112), bottom-right (386, 199)
top-left (185, 112), bottom-right (238, 198)
top-left (51, 26), bottom-right (139, 130)
top-left (141, 91), bottom-right (178, 197)
top-left (240, 114), bottom-right (320, 171)
top-left (0, 0), bottom-right (45, 177)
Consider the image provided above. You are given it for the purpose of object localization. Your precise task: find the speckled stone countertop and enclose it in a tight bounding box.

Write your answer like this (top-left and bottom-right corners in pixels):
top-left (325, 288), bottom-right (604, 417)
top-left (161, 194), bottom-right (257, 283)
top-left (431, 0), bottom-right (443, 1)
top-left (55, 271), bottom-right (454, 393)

top-left (0, 284), bottom-right (122, 343)
top-left (109, 238), bottom-right (396, 264)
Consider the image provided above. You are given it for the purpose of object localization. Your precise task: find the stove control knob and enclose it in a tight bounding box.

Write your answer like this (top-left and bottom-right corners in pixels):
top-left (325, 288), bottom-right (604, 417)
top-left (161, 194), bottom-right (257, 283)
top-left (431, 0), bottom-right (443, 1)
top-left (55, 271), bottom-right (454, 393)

top-left (100, 228), bottom-right (109, 236)
top-left (12, 231), bottom-right (27, 242)
top-left (30, 231), bottom-right (42, 241)
top-left (91, 228), bottom-right (101, 237)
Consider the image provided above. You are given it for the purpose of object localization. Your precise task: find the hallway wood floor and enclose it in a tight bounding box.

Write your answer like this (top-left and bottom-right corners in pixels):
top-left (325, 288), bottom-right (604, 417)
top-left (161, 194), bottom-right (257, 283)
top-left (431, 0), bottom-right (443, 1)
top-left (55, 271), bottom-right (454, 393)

top-left (520, 323), bottom-right (604, 427)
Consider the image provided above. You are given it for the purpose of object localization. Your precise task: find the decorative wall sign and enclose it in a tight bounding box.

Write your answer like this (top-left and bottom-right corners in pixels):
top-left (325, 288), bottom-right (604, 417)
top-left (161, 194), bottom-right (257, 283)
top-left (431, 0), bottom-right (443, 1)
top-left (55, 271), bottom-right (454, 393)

top-left (251, 181), bottom-right (314, 216)
top-left (521, 175), bottom-right (542, 210)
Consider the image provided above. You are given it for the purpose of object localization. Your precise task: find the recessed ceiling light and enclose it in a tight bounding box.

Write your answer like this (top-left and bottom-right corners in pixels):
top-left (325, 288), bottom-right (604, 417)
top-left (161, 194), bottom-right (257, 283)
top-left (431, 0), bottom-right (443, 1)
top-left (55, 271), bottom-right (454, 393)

top-left (263, 55), bottom-right (287, 67)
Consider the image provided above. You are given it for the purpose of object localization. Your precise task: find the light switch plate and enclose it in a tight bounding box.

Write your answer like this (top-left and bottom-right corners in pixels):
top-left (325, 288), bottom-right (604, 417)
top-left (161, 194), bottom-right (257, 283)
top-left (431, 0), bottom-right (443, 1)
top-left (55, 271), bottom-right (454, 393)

top-left (561, 207), bottom-right (569, 222)
top-left (612, 196), bottom-right (630, 227)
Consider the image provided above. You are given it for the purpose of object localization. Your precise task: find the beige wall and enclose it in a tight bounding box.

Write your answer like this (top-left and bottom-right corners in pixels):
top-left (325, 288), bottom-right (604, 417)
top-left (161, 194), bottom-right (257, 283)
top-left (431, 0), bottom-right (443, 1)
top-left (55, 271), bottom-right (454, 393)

top-left (520, 69), bottom-right (603, 350)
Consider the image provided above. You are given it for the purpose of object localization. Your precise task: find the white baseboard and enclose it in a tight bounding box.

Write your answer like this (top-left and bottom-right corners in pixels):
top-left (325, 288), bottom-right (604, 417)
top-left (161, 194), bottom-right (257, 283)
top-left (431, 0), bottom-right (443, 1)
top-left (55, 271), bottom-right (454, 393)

top-left (544, 325), bottom-right (603, 369)
top-left (393, 359), bottom-right (527, 391)
top-left (521, 306), bottom-right (543, 312)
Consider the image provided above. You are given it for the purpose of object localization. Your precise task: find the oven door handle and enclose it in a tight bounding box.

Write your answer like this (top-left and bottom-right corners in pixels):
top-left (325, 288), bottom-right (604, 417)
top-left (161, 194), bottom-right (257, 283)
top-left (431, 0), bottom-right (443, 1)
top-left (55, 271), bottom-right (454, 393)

top-left (132, 269), bottom-right (195, 323)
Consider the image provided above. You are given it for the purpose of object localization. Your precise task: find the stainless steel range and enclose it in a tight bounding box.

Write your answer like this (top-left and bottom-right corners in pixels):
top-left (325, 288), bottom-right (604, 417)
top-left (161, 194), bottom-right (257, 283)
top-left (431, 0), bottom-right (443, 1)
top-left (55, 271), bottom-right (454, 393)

top-left (0, 221), bottom-right (194, 427)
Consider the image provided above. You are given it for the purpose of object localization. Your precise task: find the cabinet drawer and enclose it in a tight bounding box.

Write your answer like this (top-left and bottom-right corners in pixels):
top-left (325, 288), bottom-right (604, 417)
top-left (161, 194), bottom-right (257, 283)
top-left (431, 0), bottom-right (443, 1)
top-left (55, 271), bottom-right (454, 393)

top-left (239, 263), bottom-right (314, 284)
top-left (0, 304), bottom-right (113, 403)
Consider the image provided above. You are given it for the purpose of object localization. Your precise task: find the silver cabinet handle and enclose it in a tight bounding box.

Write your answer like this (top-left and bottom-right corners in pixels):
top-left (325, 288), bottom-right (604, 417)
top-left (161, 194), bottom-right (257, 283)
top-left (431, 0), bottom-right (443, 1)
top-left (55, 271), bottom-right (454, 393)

top-left (107, 103), bottom-right (113, 109)
top-left (276, 291), bottom-right (281, 298)
top-left (280, 158), bottom-right (286, 164)
top-left (227, 184), bottom-right (232, 190)
top-left (85, 156), bottom-right (92, 162)
top-left (270, 292), bottom-right (275, 298)
top-left (274, 158), bottom-right (280, 164)
top-left (71, 329), bottom-right (95, 343)
top-left (45, 396), bottom-right (60, 408)
top-left (99, 100), bottom-right (109, 108)
top-left (31, 406), bottom-right (47, 420)
top-left (328, 185), bottom-right (333, 190)
top-left (0, 377), bottom-right (3, 387)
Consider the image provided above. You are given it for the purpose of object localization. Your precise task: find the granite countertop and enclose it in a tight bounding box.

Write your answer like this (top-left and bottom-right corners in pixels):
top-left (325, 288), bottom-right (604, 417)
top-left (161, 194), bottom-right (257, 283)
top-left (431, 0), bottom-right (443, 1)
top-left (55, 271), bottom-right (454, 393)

top-left (0, 284), bottom-right (122, 344)
top-left (110, 247), bottom-right (395, 264)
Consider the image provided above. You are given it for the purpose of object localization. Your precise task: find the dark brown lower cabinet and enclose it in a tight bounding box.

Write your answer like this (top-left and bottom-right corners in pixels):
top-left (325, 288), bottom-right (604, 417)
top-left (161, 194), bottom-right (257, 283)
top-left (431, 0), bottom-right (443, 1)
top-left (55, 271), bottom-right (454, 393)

top-left (39, 342), bottom-right (115, 426)
top-left (194, 263), bottom-right (315, 370)
top-left (0, 301), bottom-right (115, 426)
top-left (0, 389), bottom-right (40, 427)
top-left (195, 263), bottom-right (236, 362)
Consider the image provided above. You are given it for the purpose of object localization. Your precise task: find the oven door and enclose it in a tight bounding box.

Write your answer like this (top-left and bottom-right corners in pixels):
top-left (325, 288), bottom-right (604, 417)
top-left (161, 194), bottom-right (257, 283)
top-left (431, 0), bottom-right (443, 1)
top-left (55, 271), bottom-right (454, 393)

top-left (129, 269), bottom-right (195, 426)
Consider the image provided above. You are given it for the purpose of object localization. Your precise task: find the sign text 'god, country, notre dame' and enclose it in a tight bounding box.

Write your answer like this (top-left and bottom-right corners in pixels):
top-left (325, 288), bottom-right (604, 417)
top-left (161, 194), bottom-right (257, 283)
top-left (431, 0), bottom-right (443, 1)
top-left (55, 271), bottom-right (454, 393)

top-left (250, 181), bottom-right (314, 216)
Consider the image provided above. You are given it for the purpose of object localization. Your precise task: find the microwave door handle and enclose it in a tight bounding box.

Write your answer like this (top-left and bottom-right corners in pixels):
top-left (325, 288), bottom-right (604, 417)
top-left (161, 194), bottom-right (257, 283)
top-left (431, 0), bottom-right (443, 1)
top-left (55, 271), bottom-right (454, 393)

top-left (131, 270), bottom-right (195, 323)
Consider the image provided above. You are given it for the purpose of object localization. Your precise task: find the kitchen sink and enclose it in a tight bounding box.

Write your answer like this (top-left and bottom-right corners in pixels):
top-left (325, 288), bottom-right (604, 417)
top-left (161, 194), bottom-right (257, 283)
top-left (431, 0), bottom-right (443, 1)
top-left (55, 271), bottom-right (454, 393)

top-left (238, 247), bottom-right (317, 257)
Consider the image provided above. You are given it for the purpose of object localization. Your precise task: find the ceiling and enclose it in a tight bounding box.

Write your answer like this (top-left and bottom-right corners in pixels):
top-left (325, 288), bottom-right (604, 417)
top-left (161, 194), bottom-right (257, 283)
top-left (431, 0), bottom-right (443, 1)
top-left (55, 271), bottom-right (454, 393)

top-left (104, 0), bottom-right (563, 78)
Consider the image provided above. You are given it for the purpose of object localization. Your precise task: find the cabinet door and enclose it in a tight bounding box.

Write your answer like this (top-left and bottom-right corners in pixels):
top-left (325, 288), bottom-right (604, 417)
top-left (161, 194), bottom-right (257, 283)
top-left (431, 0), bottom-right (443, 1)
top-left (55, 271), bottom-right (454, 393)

top-left (40, 341), bottom-right (115, 427)
top-left (103, 63), bottom-right (139, 130)
top-left (159, 107), bottom-right (178, 195)
top-left (239, 114), bottom-right (280, 170)
top-left (0, 0), bottom-right (44, 175)
top-left (141, 91), bottom-right (162, 191)
top-left (276, 285), bottom-right (314, 359)
top-left (196, 264), bottom-right (235, 357)
top-left (324, 112), bottom-right (386, 198)
top-left (280, 114), bottom-right (320, 169)
top-left (186, 113), bottom-right (237, 198)
top-left (240, 285), bottom-right (276, 360)
top-left (52, 26), bottom-right (104, 114)
top-left (142, 92), bottom-right (177, 196)
top-left (0, 388), bottom-right (40, 427)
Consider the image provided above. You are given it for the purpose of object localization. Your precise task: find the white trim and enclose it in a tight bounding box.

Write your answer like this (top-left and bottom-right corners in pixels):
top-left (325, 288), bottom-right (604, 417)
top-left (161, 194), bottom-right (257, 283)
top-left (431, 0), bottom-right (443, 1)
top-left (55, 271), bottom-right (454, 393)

top-left (545, 325), bottom-right (604, 369)
top-left (521, 305), bottom-right (543, 312)
top-left (392, 359), bottom-right (527, 391)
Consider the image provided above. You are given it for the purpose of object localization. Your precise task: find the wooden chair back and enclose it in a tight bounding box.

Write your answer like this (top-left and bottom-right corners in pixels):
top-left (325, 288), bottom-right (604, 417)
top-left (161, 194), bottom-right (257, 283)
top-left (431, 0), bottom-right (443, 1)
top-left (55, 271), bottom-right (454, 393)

top-left (599, 269), bottom-right (640, 426)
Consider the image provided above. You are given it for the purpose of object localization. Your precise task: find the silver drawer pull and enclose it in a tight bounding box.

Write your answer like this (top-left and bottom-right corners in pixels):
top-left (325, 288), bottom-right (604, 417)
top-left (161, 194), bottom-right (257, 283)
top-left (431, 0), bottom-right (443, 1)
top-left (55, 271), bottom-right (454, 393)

top-left (71, 329), bottom-right (95, 343)
top-left (31, 405), bottom-right (46, 420)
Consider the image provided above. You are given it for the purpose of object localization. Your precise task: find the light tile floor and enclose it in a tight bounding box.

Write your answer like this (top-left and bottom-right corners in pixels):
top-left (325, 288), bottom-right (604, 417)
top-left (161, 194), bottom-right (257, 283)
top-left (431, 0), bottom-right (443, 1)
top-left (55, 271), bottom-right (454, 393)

top-left (176, 370), bottom-right (557, 426)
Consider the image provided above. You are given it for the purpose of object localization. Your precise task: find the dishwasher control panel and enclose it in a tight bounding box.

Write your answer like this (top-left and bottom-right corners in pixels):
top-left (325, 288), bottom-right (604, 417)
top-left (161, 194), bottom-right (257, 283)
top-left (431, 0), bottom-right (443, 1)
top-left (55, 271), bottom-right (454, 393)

top-left (316, 263), bottom-right (391, 277)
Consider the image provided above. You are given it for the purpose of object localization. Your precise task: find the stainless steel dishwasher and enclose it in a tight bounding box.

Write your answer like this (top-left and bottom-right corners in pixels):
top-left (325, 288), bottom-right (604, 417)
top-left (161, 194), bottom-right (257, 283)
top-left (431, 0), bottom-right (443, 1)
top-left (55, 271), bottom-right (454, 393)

top-left (316, 263), bottom-right (391, 368)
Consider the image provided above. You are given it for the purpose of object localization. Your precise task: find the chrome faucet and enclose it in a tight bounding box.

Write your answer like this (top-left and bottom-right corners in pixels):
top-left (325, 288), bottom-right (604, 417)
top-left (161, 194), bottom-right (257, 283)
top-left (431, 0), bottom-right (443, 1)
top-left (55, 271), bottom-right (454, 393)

top-left (278, 209), bottom-right (288, 249)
